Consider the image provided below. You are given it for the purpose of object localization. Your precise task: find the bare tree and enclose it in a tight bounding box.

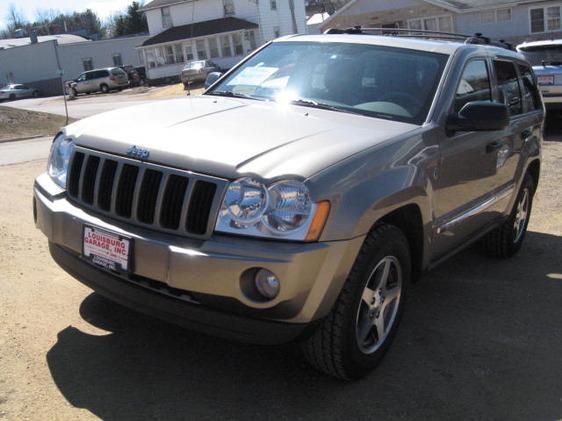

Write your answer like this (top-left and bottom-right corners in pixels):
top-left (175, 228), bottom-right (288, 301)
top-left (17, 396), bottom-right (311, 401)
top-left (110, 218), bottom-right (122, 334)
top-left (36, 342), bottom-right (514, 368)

top-left (6, 3), bottom-right (25, 33)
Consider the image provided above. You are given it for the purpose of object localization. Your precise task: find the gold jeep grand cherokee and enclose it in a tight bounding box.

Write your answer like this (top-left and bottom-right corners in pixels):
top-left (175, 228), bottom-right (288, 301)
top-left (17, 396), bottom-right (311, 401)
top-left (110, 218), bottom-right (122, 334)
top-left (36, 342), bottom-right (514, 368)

top-left (34, 29), bottom-right (544, 380)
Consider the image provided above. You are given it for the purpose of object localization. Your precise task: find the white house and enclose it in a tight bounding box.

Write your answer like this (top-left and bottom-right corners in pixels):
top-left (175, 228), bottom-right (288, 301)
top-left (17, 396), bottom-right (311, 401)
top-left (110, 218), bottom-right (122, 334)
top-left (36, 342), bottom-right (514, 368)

top-left (138, 0), bottom-right (306, 82)
top-left (320, 0), bottom-right (562, 45)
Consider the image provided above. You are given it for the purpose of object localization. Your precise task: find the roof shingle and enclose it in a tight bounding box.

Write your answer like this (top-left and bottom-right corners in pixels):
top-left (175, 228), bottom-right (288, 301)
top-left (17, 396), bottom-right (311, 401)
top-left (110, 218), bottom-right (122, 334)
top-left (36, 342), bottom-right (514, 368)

top-left (142, 17), bottom-right (258, 47)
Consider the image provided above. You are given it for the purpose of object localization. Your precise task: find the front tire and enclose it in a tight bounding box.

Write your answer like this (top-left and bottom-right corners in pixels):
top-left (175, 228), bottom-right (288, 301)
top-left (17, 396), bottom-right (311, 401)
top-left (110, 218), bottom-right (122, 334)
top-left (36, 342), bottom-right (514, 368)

top-left (301, 224), bottom-right (411, 380)
top-left (480, 174), bottom-right (535, 258)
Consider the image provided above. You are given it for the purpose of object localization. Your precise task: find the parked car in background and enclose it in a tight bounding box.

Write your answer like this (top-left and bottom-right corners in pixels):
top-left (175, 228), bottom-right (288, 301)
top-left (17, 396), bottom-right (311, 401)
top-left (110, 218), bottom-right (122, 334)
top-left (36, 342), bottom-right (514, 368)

top-left (517, 40), bottom-right (562, 111)
top-left (0, 84), bottom-right (39, 101)
top-left (70, 67), bottom-right (129, 96)
top-left (180, 60), bottom-right (220, 88)
top-left (120, 65), bottom-right (144, 87)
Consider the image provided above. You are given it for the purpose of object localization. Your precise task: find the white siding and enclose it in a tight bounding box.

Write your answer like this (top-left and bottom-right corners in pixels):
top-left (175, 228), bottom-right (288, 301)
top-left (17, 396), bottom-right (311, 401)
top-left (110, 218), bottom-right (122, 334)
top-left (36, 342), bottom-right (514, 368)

top-left (145, 0), bottom-right (261, 36)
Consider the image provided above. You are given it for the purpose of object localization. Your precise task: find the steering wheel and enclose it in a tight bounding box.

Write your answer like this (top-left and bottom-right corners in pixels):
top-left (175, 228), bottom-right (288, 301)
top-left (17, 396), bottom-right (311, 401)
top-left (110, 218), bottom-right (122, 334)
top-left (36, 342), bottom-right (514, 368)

top-left (379, 92), bottom-right (423, 115)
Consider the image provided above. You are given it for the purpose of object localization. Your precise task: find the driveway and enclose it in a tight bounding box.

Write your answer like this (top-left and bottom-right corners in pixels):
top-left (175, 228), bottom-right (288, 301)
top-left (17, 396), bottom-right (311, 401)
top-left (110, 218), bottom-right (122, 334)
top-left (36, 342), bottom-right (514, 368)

top-left (2, 85), bottom-right (202, 119)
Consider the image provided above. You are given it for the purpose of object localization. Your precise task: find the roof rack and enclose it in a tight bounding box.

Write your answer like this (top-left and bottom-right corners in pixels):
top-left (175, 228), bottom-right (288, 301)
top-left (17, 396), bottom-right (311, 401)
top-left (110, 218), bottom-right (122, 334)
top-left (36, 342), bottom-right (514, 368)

top-left (324, 26), bottom-right (513, 50)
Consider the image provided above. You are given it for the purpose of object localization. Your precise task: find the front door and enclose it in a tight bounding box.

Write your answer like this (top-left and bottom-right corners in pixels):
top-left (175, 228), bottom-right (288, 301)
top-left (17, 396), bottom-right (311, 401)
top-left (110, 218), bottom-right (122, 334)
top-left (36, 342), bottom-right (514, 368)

top-left (433, 58), bottom-right (504, 258)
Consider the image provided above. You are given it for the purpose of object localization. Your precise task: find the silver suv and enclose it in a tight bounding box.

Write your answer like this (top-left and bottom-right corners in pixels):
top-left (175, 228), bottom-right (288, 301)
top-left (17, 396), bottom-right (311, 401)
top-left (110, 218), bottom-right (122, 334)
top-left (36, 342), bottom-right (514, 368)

top-left (71, 67), bottom-right (129, 95)
top-left (517, 39), bottom-right (562, 111)
top-left (34, 31), bottom-right (544, 380)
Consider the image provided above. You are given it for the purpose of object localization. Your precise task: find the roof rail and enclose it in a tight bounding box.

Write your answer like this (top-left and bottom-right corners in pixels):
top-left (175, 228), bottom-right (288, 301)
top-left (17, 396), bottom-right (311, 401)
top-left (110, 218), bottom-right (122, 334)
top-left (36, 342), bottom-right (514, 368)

top-left (324, 27), bottom-right (513, 50)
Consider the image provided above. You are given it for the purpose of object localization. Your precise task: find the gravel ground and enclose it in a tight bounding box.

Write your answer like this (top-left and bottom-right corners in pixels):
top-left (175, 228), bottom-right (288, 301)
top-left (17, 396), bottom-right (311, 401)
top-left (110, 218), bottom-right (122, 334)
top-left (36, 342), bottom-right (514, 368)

top-left (0, 141), bottom-right (561, 420)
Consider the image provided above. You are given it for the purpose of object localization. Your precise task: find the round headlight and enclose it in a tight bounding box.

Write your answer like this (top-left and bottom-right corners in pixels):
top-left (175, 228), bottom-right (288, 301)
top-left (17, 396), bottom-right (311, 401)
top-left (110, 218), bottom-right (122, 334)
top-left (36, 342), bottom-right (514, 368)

top-left (263, 180), bottom-right (312, 233)
top-left (223, 177), bottom-right (269, 225)
top-left (47, 134), bottom-right (74, 188)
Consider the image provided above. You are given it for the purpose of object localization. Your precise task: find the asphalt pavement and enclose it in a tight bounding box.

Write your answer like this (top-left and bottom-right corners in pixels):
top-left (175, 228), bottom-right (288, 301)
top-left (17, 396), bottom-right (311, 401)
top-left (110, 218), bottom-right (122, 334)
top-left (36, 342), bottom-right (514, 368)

top-left (3, 95), bottom-right (153, 119)
top-left (0, 136), bottom-right (52, 165)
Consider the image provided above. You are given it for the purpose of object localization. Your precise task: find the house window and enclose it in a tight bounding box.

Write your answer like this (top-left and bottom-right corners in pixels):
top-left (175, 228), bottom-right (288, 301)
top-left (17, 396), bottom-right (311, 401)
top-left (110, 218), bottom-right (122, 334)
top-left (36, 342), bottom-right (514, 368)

top-left (480, 11), bottom-right (496, 23)
top-left (220, 35), bottom-right (232, 57)
top-left (164, 45), bottom-right (175, 65)
top-left (232, 32), bottom-right (243, 55)
top-left (184, 43), bottom-right (194, 61)
top-left (196, 39), bottom-right (207, 59)
top-left (273, 26), bottom-right (281, 38)
top-left (82, 58), bottom-right (93, 71)
top-left (481, 8), bottom-right (512, 23)
top-left (208, 37), bottom-right (219, 58)
top-left (161, 6), bottom-right (172, 29)
top-left (547, 6), bottom-right (561, 31)
top-left (408, 15), bottom-right (453, 32)
top-left (112, 53), bottom-right (123, 67)
top-left (174, 44), bottom-right (184, 63)
top-left (497, 8), bottom-right (511, 22)
top-left (224, 0), bottom-right (235, 17)
top-left (530, 6), bottom-right (562, 33)
top-left (248, 30), bottom-right (257, 50)
top-left (146, 50), bottom-right (156, 68)
top-left (270, 0), bottom-right (277, 10)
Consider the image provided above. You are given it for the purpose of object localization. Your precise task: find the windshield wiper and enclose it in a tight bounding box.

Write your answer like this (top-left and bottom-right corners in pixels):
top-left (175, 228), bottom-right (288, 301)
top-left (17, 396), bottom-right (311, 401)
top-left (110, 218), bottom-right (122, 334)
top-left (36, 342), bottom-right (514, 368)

top-left (205, 91), bottom-right (263, 101)
top-left (289, 98), bottom-right (364, 116)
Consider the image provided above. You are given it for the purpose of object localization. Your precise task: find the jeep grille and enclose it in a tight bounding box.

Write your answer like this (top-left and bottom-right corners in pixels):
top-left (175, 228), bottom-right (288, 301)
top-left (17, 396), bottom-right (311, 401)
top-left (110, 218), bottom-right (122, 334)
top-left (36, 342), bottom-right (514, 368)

top-left (67, 147), bottom-right (226, 238)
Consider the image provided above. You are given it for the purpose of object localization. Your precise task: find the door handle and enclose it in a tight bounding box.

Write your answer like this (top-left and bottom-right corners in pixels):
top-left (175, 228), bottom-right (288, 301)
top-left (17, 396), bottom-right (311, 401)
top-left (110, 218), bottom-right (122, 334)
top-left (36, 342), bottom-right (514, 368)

top-left (486, 141), bottom-right (503, 153)
top-left (521, 129), bottom-right (533, 140)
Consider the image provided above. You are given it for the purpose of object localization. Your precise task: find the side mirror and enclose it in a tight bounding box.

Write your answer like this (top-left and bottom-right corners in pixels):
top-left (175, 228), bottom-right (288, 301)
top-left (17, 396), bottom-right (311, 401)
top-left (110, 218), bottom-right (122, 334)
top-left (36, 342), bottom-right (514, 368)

top-left (204, 72), bottom-right (223, 89)
top-left (447, 101), bottom-right (509, 133)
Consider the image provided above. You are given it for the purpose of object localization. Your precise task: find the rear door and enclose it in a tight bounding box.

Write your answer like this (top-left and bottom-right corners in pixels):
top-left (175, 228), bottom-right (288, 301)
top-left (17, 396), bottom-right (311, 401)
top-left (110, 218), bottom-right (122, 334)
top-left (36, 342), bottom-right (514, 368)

top-left (433, 58), bottom-right (504, 258)
top-left (491, 59), bottom-right (542, 193)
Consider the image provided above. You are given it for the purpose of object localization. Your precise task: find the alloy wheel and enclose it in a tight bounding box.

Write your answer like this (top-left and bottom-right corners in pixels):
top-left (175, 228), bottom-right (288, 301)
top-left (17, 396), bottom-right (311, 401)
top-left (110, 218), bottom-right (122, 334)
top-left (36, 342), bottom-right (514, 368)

top-left (355, 256), bottom-right (403, 354)
top-left (513, 187), bottom-right (529, 243)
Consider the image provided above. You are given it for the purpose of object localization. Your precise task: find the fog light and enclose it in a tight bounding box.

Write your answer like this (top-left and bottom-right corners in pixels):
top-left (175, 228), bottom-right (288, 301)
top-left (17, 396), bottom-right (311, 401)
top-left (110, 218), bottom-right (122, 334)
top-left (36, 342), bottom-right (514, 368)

top-left (254, 269), bottom-right (280, 300)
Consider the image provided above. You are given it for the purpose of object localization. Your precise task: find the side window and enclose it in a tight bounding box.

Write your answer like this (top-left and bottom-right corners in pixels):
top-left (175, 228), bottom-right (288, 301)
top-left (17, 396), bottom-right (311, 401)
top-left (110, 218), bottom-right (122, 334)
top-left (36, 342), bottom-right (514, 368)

top-left (455, 60), bottom-right (492, 112)
top-left (518, 63), bottom-right (542, 112)
top-left (493, 60), bottom-right (522, 116)
top-left (85, 72), bottom-right (95, 80)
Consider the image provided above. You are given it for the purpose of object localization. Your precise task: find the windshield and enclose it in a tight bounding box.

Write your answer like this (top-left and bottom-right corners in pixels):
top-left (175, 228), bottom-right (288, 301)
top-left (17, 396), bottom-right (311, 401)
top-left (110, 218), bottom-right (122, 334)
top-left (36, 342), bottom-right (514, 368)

top-left (519, 45), bottom-right (562, 66)
top-left (207, 41), bottom-right (448, 124)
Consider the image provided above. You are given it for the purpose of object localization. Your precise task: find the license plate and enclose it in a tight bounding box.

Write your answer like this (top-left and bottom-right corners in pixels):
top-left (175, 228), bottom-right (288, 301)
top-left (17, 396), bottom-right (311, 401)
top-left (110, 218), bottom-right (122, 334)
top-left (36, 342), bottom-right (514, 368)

top-left (538, 75), bottom-right (555, 85)
top-left (83, 225), bottom-right (132, 273)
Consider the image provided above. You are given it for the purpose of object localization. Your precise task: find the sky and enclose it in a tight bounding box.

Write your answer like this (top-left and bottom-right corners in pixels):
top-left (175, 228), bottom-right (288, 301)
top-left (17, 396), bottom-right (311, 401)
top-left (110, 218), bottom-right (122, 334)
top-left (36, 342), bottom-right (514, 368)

top-left (0, 0), bottom-right (134, 29)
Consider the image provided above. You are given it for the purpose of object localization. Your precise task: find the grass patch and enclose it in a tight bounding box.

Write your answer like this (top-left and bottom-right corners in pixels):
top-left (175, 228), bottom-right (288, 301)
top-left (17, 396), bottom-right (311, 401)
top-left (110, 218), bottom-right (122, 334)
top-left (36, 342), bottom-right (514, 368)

top-left (0, 106), bottom-right (76, 141)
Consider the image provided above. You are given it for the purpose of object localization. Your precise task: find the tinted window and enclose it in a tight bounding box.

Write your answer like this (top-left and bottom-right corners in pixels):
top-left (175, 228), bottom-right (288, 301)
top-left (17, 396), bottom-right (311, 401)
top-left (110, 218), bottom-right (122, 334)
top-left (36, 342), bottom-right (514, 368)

top-left (209, 42), bottom-right (448, 125)
top-left (455, 60), bottom-right (491, 111)
top-left (493, 60), bottom-right (522, 116)
top-left (518, 64), bottom-right (542, 112)
top-left (85, 72), bottom-right (96, 80)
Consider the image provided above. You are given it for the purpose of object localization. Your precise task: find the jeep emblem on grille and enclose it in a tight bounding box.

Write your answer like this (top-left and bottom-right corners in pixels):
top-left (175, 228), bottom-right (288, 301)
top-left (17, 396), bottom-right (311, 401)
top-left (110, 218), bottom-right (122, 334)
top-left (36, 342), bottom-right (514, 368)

top-left (127, 145), bottom-right (150, 160)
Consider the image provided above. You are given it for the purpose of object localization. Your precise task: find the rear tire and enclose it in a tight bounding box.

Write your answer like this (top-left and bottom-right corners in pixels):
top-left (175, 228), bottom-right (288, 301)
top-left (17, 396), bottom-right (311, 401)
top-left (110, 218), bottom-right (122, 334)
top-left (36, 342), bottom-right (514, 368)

top-left (480, 174), bottom-right (535, 258)
top-left (301, 224), bottom-right (411, 380)
top-left (100, 84), bottom-right (109, 94)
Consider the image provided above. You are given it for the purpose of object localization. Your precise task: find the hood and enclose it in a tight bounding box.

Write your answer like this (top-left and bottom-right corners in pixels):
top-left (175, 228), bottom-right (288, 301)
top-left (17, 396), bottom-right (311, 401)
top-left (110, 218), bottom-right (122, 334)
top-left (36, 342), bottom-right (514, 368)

top-left (66, 96), bottom-right (418, 180)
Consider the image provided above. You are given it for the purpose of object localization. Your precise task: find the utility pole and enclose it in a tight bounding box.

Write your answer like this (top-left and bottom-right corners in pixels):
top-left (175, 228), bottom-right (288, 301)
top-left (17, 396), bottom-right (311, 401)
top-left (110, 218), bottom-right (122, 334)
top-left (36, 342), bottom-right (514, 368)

top-left (53, 41), bottom-right (69, 125)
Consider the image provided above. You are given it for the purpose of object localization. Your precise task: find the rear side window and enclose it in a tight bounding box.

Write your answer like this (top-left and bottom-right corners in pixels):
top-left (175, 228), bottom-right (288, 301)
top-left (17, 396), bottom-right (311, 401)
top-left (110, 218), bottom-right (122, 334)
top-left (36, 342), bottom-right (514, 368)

top-left (111, 68), bottom-right (126, 76)
top-left (518, 64), bottom-right (542, 112)
top-left (493, 60), bottom-right (522, 116)
top-left (455, 60), bottom-right (492, 111)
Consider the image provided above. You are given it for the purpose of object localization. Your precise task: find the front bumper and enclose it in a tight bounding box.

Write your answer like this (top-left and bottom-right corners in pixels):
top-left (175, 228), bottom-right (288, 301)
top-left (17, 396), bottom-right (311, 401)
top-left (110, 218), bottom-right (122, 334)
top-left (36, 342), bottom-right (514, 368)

top-left (34, 173), bottom-right (363, 342)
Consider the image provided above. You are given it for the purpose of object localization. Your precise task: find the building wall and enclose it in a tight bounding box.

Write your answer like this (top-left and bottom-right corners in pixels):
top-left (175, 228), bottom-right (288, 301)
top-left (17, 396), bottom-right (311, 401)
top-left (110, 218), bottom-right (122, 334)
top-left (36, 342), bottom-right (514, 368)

top-left (321, 0), bottom-right (562, 44)
top-left (257, 0), bottom-right (306, 40)
top-left (320, 0), bottom-right (450, 31)
top-left (455, 2), bottom-right (562, 44)
top-left (145, 0), bottom-right (261, 36)
top-left (0, 40), bottom-right (61, 95)
top-left (58, 35), bottom-right (150, 81)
